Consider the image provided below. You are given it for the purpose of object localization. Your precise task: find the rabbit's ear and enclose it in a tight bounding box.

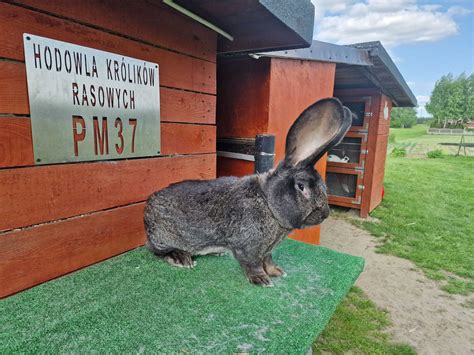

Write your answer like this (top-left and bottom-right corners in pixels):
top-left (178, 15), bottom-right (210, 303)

top-left (284, 98), bottom-right (352, 168)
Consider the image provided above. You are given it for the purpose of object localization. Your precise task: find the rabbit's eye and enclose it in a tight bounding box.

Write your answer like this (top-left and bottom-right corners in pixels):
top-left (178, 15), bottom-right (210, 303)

top-left (297, 182), bottom-right (305, 191)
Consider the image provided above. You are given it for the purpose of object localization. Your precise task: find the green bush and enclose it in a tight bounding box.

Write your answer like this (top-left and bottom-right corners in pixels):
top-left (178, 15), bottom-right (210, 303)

top-left (391, 147), bottom-right (406, 157)
top-left (427, 149), bottom-right (443, 158)
top-left (390, 107), bottom-right (417, 128)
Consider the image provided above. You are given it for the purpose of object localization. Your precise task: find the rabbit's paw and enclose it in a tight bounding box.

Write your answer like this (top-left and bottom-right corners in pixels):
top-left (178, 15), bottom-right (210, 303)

top-left (163, 250), bottom-right (195, 269)
top-left (248, 273), bottom-right (274, 287)
top-left (265, 264), bottom-right (287, 278)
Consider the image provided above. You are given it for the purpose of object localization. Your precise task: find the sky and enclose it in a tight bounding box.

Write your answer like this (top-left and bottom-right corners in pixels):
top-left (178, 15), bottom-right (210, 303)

top-left (312, 0), bottom-right (474, 116)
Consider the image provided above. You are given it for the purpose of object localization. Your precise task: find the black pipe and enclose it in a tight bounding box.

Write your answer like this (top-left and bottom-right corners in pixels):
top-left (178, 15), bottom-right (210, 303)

top-left (254, 134), bottom-right (275, 173)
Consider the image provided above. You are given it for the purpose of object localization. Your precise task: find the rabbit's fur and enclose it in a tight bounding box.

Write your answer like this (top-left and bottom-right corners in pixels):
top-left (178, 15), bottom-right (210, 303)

top-left (144, 98), bottom-right (352, 287)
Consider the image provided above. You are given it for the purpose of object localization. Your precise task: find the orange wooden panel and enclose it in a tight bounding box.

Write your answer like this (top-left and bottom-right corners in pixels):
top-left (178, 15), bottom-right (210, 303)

top-left (368, 133), bottom-right (389, 213)
top-left (289, 226), bottom-right (321, 245)
top-left (376, 96), bottom-right (392, 135)
top-left (377, 121), bottom-right (391, 136)
top-left (0, 154), bottom-right (216, 232)
top-left (13, 0), bottom-right (216, 62)
top-left (217, 57), bottom-right (271, 138)
top-left (0, 3), bottom-right (216, 94)
top-left (0, 118), bottom-right (215, 168)
top-left (369, 170), bottom-right (385, 213)
top-left (267, 58), bottom-right (336, 164)
top-left (0, 117), bottom-right (33, 168)
top-left (360, 92), bottom-right (382, 218)
top-left (314, 155), bottom-right (328, 180)
top-left (0, 203), bottom-right (146, 298)
top-left (216, 156), bottom-right (254, 177)
top-left (268, 58), bottom-right (335, 245)
top-left (0, 61), bottom-right (216, 121)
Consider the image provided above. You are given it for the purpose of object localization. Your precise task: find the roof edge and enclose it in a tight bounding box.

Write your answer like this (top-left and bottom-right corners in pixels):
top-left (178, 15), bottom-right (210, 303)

top-left (349, 42), bottom-right (417, 107)
top-left (255, 40), bottom-right (372, 66)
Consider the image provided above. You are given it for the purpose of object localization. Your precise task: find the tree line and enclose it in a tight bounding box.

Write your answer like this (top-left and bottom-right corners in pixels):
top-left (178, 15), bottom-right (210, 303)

top-left (390, 73), bottom-right (473, 129)
top-left (426, 73), bottom-right (474, 128)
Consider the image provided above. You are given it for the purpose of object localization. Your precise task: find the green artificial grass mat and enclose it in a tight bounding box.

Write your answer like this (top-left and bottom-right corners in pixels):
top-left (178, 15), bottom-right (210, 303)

top-left (1, 239), bottom-right (364, 353)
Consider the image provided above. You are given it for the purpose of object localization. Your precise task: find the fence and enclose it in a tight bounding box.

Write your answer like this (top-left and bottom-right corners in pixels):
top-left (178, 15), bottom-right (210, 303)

top-left (427, 128), bottom-right (474, 135)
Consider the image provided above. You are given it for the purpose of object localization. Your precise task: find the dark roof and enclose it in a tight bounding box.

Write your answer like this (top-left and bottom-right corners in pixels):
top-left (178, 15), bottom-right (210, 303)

top-left (349, 41), bottom-right (416, 107)
top-left (173, 0), bottom-right (315, 54)
top-left (255, 40), bottom-right (372, 66)
top-left (256, 40), bottom-right (416, 107)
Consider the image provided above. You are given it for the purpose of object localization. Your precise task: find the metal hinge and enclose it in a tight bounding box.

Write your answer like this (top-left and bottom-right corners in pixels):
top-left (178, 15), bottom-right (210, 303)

top-left (353, 197), bottom-right (362, 205)
top-left (365, 112), bottom-right (373, 117)
top-left (358, 185), bottom-right (365, 190)
top-left (361, 149), bottom-right (368, 154)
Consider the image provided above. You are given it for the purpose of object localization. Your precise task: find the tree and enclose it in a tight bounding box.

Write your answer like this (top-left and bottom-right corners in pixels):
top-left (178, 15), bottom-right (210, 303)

top-left (426, 73), bottom-right (474, 128)
top-left (390, 107), bottom-right (417, 128)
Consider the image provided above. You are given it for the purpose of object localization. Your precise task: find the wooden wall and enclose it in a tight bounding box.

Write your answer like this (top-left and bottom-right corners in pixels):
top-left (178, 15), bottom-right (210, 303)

top-left (217, 57), bottom-right (271, 139)
top-left (334, 88), bottom-right (392, 217)
top-left (368, 94), bottom-right (392, 214)
top-left (268, 58), bottom-right (335, 245)
top-left (217, 56), bottom-right (336, 245)
top-left (0, 1), bottom-right (217, 298)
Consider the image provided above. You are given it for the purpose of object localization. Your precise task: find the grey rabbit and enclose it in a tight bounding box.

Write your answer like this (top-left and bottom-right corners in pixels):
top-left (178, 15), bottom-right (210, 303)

top-left (144, 98), bottom-right (352, 287)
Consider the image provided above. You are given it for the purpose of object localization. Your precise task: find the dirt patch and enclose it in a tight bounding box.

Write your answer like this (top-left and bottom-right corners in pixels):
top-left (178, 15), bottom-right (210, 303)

top-left (320, 216), bottom-right (474, 354)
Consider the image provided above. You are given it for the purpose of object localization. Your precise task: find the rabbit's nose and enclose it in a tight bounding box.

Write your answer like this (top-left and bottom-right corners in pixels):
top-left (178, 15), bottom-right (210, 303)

top-left (321, 204), bottom-right (330, 219)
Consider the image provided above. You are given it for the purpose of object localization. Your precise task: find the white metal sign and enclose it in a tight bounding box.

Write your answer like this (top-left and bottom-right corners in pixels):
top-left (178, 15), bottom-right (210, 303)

top-left (23, 33), bottom-right (161, 164)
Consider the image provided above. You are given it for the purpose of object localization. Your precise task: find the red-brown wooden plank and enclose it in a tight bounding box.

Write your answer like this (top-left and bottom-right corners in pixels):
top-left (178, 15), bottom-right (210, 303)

top-left (161, 87), bottom-right (216, 124)
top-left (217, 57), bottom-right (271, 139)
top-left (0, 3), bottom-right (216, 94)
top-left (0, 203), bottom-right (146, 298)
top-left (0, 117), bottom-right (33, 168)
top-left (0, 118), bottom-right (216, 168)
top-left (268, 58), bottom-right (336, 163)
top-left (11, 0), bottom-right (216, 62)
top-left (0, 61), bottom-right (28, 114)
top-left (216, 156), bottom-right (254, 178)
top-left (0, 154), bottom-right (216, 232)
top-left (162, 123), bottom-right (216, 156)
top-left (0, 61), bottom-right (216, 122)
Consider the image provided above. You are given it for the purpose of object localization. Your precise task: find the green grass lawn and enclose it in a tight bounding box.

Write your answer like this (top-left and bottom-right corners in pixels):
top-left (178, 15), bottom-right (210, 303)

top-left (389, 124), bottom-right (474, 157)
top-left (314, 287), bottom-right (415, 354)
top-left (360, 126), bottom-right (474, 295)
top-left (313, 126), bottom-right (473, 354)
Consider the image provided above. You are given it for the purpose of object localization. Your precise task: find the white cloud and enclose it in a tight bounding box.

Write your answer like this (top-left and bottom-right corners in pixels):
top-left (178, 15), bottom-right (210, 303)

top-left (447, 6), bottom-right (473, 16)
top-left (312, 0), bottom-right (466, 48)
top-left (416, 95), bottom-right (432, 117)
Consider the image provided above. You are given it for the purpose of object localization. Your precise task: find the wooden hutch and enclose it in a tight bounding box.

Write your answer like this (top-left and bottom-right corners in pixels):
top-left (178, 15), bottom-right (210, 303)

top-left (327, 89), bottom-right (392, 217)
top-left (217, 41), bottom-right (416, 236)
top-left (330, 42), bottom-right (416, 217)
